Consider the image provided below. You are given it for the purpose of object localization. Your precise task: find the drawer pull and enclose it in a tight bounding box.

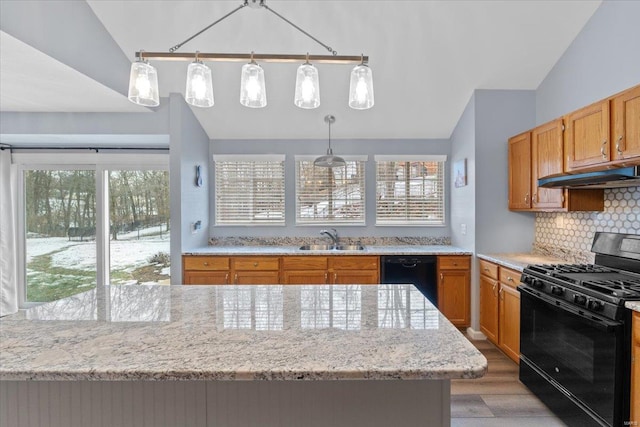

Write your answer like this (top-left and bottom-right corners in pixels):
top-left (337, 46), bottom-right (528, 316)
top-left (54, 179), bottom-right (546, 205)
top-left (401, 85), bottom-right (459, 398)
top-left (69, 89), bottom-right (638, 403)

top-left (507, 276), bottom-right (514, 282)
top-left (254, 262), bottom-right (258, 267)
top-left (203, 262), bottom-right (209, 266)
top-left (484, 267), bottom-right (489, 272)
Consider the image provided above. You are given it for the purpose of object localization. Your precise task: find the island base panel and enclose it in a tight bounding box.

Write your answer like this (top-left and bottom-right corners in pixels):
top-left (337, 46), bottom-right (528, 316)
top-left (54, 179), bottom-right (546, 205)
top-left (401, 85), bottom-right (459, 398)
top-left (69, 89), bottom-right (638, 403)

top-left (0, 379), bottom-right (450, 427)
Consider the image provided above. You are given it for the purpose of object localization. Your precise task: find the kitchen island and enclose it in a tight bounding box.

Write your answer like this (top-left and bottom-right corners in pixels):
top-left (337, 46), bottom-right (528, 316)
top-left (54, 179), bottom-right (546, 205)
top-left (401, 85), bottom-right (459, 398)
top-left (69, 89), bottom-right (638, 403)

top-left (0, 284), bottom-right (486, 427)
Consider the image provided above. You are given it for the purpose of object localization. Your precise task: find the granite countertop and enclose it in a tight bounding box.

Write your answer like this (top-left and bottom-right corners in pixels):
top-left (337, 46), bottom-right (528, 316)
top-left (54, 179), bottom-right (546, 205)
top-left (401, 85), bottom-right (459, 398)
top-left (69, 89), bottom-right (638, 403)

top-left (0, 284), bottom-right (487, 382)
top-left (477, 253), bottom-right (567, 272)
top-left (184, 245), bottom-right (472, 256)
top-left (626, 301), bottom-right (640, 313)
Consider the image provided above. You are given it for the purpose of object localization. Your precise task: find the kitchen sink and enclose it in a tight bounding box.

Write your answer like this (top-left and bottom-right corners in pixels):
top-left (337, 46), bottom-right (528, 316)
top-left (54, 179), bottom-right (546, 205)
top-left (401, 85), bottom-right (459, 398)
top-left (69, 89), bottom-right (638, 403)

top-left (298, 244), bottom-right (365, 251)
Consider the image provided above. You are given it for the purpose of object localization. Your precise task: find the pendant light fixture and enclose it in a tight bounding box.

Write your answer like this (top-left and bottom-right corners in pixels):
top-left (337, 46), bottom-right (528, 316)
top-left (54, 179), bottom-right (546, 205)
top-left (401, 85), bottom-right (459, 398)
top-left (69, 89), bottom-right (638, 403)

top-left (127, 0), bottom-right (372, 110)
top-left (127, 54), bottom-right (159, 107)
top-left (185, 52), bottom-right (214, 108)
top-left (294, 54), bottom-right (320, 109)
top-left (349, 56), bottom-right (374, 110)
top-left (240, 52), bottom-right (267, 108)
top-left (314, 115), bottom-right (346, 168)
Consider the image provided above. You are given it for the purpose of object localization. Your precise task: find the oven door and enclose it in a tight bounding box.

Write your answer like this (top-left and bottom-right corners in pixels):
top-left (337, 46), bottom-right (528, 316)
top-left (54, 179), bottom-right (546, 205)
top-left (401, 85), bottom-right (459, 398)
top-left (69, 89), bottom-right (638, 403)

top-left (519, 286), bottom-right (626, 427)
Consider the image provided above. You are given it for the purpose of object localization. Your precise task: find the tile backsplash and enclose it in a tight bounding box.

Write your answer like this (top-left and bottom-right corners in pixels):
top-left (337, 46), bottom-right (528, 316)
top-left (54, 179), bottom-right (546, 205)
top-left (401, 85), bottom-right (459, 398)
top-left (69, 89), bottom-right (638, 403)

top-left (535, 186), bottom-right (640, 263)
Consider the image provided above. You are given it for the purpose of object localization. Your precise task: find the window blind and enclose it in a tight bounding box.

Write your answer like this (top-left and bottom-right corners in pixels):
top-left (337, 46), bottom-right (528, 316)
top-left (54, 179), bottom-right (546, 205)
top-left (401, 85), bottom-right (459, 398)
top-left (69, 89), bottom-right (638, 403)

top-left (214, 155), bottom-right (285, 225)
top-left (375, 158), bottom-right (445, 225)
top-left (295, 158), bottom-right (366, 224)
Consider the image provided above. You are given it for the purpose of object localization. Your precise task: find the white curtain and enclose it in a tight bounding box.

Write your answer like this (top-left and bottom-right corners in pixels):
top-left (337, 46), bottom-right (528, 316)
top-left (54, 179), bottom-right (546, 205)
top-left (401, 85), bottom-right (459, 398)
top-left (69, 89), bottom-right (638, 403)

top-left (0, 148), bottom-right (18, 316)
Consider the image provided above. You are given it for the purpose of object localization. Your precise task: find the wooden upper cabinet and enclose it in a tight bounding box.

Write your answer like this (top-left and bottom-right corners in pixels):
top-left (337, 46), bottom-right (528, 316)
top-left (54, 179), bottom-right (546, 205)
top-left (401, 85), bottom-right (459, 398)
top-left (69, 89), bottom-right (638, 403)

top-left (508, 131), bottom-right (532, 210)
top-left (531, 119), bottom-right (565, 210)
top-left (564, 99), bottom-right (611, 171)
top-left (612, 85), bottom-right (640, 162)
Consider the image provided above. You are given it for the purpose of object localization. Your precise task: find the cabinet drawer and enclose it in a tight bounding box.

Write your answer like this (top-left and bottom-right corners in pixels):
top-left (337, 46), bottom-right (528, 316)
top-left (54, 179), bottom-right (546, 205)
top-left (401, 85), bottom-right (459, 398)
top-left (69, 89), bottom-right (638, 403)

top-left (499, 267), bottom-right (522, 289)
top-left (184, 256), bottom-right (229, 271)
top-left (232, 257), bottom-right (280, 271)
top-left (282, 256), bottom-right (328, 270)
top-left (329, 256), bottom-right (378, 270)
top-left (479, 260), bottom-right (499, 279)
top-left (438, 256), bottom-right (470, 270)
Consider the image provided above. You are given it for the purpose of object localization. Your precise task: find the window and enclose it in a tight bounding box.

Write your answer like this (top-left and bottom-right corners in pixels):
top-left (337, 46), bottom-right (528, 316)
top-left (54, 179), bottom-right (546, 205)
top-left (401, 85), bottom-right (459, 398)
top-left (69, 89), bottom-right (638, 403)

top-left (375, 155), bottom-right (446, 225)
top-left (214, 155), bottom-right (285, 225)
top-left (17, 152), bottom-right (169, 304)
top-left (295, 156), bottom-right (366, 224)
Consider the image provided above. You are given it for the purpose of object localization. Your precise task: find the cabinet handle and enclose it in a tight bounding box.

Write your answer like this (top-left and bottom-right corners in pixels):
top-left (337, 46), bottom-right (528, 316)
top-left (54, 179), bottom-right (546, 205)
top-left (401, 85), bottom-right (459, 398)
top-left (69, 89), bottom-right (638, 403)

top-left (483, 267), bottom-right (490, 272)
top-left (440, 273), bottom-right (444, 281)
top-left (333, 273), bottom-right (337, 282)
top-left (224, 273), bottom-right (229, 284)
top-left (532, 193), bottom-right (537, 204)
top-left (234, 273), bottom-right (238, 284)
top-left (507, 276), bottom-right (514, 282)
top-left (203, 262), bottom-right (209, 266)
top-left (324, 272), bottom-right (328, 284)
top-left (492, 283), bottom-right (498, 297)
top-left (601, 139), bottom-right (607, 159)
top-left (524, 193), bottom-right (529, 204)
top-left (499, 288), bottom-right (504, 300)
top-left (616, 135), bottom-right (623, 156)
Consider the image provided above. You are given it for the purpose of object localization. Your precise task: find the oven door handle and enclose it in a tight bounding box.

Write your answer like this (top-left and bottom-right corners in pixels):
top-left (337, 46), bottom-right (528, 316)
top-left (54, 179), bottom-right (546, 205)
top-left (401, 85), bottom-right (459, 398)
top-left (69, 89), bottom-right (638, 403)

top-left (519, 286), bottom-right (623, 332)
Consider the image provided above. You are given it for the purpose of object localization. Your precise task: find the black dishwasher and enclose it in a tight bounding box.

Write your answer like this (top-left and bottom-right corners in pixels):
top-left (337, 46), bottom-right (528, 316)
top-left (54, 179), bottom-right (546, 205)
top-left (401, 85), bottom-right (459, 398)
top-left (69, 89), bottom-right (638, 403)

top-left (380, 256), bottom-right (438, 306)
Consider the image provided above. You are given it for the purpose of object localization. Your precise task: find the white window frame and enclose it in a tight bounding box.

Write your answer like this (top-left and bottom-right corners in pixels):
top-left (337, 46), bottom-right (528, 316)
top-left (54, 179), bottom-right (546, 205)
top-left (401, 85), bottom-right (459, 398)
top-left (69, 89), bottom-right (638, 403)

top-left (213, 154), bottom-right (286, 226)
top-left (295, 155), bottom-right (367, 226)
top-left (14, 151), bottom-right (169, 307)
top-left (374, 155), bottom-right (447, 226)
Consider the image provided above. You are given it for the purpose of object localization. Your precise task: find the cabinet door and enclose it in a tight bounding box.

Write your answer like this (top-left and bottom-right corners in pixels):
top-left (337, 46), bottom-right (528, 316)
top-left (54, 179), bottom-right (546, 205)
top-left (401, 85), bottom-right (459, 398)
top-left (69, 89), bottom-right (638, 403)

top-left (332, 270), bottom-right (379, 285)
top-left (499, 284), bottom-right (520, 364)
top-left (282, 270), bottom-right (328, 285)
top-left (479, 275), bottom-right (499, 344)
top-left (438, 270), bottom-right (470, 327)
top-left (612, 85), bottom-right (640, 162)
top-left (508, 132), bottom-right (532, 210)
top-left (184, 271), bottom-right (229, 285)
top-left (531, 119), bottom-right (565, 209)
top-left (564, 100), bottom-right (610, 171)
top-left (233, 271), bottom-right (280, 285)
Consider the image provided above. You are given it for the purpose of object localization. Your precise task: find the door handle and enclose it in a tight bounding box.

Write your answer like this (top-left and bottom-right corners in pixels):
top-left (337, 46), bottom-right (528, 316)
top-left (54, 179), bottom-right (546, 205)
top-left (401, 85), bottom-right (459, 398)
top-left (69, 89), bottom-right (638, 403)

top-left (616, 135), bottom-right (623, 156)
top-left (225, 273), bottom-right (229, 284)
top-left (601, 139), bottom-right (607, 159)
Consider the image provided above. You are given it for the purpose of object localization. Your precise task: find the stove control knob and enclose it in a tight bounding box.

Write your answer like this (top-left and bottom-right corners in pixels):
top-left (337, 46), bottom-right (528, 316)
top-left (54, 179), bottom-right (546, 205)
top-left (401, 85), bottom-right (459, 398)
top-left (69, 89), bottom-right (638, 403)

top-left (573, 295), bottom-right (587, 305)
top-left (587, 299), bottom-right (603, 311)
top-left (531, 279), bottom-right (544, 289)
top-left (551, 286), bottom-right (564, 296)
top-left (522, 276), bottom-right (532, 285)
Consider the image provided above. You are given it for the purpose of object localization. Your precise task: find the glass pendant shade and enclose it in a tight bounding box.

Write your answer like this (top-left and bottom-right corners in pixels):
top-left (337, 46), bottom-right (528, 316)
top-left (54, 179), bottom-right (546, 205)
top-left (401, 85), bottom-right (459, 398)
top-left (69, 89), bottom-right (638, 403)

top-left (127, 60), bottom-right (159, 107)
top-left (240, 61), bottom-right (267, 108)
top-left (294, 63), bottom-right (320, 109)
top-left (348, 64), bottom-right (374, 110)
top-left (185, 61), bottom-right (214, 108)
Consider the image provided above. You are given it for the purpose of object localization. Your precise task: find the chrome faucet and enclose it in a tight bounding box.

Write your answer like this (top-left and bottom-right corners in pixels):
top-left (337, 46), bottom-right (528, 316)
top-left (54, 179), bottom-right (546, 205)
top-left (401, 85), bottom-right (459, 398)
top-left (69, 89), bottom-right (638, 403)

top-left (320, 228), bottom-right (339, 245)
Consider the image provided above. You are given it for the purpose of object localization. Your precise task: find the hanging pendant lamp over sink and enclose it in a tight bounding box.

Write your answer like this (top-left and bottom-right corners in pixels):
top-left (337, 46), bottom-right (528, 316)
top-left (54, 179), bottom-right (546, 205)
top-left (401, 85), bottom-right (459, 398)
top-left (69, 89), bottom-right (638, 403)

top-left (314, 115), bottom-right (346, 168)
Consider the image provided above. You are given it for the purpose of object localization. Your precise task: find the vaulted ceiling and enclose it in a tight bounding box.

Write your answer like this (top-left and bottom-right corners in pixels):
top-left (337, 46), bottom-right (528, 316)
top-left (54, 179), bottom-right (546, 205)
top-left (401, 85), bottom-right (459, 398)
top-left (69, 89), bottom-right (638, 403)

top-left (0, 1), bottom-right (602, 140)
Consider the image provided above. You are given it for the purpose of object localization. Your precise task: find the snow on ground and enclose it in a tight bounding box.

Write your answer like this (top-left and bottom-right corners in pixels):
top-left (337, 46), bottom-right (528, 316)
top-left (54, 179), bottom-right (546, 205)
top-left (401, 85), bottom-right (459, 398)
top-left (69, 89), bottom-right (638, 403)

top-left (27, 226), bottom-right (170, 272)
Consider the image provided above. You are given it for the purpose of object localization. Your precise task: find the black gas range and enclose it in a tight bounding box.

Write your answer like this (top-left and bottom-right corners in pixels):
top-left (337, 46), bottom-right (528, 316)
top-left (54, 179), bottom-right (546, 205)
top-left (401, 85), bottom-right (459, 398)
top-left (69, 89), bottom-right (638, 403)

top-left (518, 232), bottom-right (640, 427)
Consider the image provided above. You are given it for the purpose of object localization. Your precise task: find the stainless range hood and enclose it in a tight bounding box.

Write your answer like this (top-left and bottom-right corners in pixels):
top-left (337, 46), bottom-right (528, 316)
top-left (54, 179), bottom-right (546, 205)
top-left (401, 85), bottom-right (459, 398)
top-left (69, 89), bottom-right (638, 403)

top-left (538, 166), bottom-right (640, 189)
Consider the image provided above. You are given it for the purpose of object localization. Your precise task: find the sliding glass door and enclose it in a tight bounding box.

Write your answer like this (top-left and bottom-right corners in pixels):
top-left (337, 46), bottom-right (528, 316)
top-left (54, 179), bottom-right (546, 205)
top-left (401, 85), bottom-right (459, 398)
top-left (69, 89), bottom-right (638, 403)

top-left (21, 157), bottom-right (170, 304)
top-left (24, 169), bottom-right (97, 302)
top-left (109, 170), bottom-right (170, 286)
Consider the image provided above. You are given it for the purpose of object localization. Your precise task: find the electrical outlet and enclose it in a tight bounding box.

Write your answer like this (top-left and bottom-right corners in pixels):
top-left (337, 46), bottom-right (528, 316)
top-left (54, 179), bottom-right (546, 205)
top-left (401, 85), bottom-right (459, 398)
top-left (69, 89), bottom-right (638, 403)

top-left (461, 223), bottom-right (467, 235)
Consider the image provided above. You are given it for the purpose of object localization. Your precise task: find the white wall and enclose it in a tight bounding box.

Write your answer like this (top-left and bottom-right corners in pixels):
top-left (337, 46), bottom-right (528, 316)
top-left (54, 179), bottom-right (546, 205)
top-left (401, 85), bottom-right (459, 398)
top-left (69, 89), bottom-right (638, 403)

top-left (536, 0), bottom-right (640, 124)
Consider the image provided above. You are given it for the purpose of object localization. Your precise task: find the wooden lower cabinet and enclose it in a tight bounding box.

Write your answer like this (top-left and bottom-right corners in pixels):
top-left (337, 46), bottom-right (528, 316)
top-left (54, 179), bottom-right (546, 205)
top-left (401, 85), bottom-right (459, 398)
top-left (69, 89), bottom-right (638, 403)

top-left (183, 256), bottom-right (230, 285)
top-left (281, 256), bottom-right (379, 285)
top-left (498, 283), bottom-right (520, 363)
top-left (479, 259), bottom-right (521, 364)
top-left (437, 256), bottom-right (471, 328)
top-left (632, 312), bottom-right (640, 423)
top-left (184, 271), bottom-right (229, 285)
top-left (479, 261), bottom-right (499, 343)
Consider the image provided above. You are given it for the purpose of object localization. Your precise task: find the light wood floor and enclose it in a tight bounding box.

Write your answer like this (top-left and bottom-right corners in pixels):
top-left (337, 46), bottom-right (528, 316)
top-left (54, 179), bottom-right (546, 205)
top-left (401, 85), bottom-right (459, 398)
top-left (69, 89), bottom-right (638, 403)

top-left (451, 337), bottom-right (568, 426)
